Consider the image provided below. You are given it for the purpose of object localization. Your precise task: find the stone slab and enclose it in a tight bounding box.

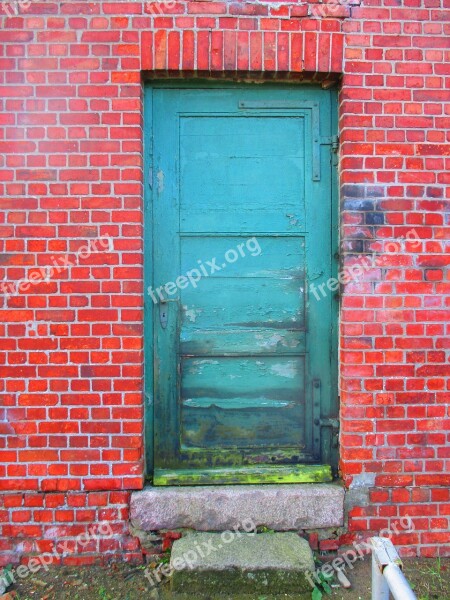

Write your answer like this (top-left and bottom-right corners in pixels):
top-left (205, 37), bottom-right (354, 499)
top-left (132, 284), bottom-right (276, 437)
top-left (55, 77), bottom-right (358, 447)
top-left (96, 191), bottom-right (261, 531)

top-left (130, 483), bottom-right (344, 532)
top-left (169, 532), bottom-right (314, 595)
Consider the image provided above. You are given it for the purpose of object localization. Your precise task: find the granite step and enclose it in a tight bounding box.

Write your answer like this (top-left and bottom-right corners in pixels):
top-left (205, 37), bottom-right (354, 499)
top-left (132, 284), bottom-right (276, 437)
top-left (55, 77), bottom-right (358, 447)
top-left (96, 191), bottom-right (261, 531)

top-left (131, 483), bottom-right (344, 532)
top-left (168, 532), bottom-right (315, 597)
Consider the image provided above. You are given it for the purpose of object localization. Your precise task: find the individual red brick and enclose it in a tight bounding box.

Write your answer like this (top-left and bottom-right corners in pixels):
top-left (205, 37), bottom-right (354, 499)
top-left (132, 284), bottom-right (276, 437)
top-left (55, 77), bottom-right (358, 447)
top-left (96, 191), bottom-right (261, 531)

top-left (290, 32), bottom-right (303, 72)
top-left (182, 30), bottom-right (195, 70)
top-left (303, 31), bottom-right (317, 72)
top-left (250, 31), bottom-right (262, 70)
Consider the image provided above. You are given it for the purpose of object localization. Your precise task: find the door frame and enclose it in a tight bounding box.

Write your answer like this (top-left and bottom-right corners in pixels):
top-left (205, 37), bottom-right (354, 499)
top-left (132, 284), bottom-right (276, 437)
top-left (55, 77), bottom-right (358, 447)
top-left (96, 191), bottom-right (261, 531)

top-left (143, 80), bottom-right (340, 481)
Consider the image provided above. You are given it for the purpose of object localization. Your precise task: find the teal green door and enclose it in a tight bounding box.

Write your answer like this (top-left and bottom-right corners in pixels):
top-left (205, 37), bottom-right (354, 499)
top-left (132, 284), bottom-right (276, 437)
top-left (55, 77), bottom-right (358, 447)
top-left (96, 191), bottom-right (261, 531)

top-left (145, 84), bottom-right (338, 485)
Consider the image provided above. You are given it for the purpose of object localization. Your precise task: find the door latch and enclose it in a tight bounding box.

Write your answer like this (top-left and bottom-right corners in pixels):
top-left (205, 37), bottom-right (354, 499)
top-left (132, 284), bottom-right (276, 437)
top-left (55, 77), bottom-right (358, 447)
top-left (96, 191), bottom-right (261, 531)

top-left (159, 298), bottom-right (178, 329)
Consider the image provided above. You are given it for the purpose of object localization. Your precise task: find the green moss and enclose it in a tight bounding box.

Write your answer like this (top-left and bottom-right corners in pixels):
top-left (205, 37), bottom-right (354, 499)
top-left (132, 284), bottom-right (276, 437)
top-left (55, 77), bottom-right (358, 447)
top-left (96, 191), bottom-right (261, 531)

top-left (154, 464), bottom-right (332, 486)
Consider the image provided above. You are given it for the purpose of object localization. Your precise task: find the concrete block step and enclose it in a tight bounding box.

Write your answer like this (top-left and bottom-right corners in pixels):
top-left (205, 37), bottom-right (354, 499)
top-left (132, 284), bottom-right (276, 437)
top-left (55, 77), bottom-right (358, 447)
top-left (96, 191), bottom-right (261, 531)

top-left (168, 532), bottom-right (315, 597)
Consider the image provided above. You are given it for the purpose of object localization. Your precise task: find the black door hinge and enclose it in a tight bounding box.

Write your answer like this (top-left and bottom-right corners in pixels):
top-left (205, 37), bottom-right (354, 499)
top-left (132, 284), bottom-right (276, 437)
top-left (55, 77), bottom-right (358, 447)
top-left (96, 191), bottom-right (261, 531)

top-left (314, 417), bottom-right (339, 431)
top-left (331, 134), bottom-right (339, 153)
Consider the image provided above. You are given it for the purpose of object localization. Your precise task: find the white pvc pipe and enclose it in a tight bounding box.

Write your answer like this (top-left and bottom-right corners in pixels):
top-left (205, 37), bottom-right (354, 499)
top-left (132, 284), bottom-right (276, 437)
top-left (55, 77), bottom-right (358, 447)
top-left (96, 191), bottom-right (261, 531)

top-left (383, 563), bottom-right (417, 600)
top-left (371, 551), bottom-right (389, 600)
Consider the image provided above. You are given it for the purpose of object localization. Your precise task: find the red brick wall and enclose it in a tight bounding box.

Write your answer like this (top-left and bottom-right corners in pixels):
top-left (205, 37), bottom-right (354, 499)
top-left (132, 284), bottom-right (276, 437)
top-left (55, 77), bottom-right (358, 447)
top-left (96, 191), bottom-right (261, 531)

top-left (339, 0), bottom-right (450, 557)
top-left (0, 491), bottom-right (141, 565)
top-left (0, 0), bottom-right (449, 565)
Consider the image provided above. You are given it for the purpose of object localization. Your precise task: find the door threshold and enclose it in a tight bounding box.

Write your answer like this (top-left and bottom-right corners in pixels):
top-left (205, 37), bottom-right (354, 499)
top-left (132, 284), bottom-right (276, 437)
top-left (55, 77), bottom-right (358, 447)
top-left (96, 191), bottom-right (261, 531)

top-left (153, 464), bottom-right (332, 486)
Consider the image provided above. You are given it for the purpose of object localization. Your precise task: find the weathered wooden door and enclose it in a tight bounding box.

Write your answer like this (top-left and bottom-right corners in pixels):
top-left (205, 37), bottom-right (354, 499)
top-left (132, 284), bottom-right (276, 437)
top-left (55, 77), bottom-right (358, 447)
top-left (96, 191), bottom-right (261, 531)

top-left (145, 84), bottom-right (338, 485)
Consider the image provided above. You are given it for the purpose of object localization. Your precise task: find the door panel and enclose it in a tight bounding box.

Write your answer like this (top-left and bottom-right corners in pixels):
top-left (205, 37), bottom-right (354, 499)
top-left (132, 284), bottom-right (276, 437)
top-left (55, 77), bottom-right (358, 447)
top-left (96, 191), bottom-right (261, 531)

top-left (181, 355), bottom-right (305, 449)
top-left (180, 116), bottom-right (305, 232)
top-left (147, 84), bottom-right (337, 485)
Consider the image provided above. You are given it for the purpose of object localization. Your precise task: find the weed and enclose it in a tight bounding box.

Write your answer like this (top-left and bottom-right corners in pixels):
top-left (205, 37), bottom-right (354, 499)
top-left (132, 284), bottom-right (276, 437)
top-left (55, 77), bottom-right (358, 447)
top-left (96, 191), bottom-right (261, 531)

top-left (425, 557), bottom-right (443, 582)
top-left (98, 586), bottom-right (113, 600)
top-left (159, 549), bottom-right (171, 565)
top-left (411, 557), bottom-right (448, 600)
top-left (311, 570), bottom-right (334, 600)
top-left (256, 526), bottom-right (275, 534)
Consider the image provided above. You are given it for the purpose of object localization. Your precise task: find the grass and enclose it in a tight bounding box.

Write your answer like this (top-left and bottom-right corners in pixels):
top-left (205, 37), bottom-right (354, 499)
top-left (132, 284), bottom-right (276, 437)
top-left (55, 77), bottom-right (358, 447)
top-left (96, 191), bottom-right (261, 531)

top-left (411, 557), bottom-right (448, 600)
top-left (98, 586), bottom-right (113, 600)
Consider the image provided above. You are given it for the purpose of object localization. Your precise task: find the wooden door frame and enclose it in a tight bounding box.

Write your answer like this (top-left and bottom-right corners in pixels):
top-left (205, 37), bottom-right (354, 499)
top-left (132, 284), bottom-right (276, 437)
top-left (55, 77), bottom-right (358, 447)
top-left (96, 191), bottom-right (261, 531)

top-left (143, 80), bottom-right (340, 481)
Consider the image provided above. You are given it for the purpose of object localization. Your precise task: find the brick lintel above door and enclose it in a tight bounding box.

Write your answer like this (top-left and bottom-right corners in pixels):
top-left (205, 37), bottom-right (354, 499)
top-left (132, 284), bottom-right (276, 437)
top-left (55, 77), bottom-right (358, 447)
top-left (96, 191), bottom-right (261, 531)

top-left (141, 29), bottom-right (344, 77)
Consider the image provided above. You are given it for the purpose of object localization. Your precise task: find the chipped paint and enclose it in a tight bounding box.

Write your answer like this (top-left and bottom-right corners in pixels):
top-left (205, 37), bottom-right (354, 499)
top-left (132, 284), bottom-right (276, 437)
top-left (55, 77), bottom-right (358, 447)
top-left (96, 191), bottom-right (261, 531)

top-left (255, 332), bottom-right (283, 349)
top-left (189, 358), bottom-right (219, 375)
top-left (183, 397), bottom-right (292, 409)
top-left (286, 213), bottom-right (300, 226)
top-left (156, 169), bottom-right (164, 193)
top-left (183, 304), bottom-right (201, 323)
top-left (270, 361), bottom-right (298, 379)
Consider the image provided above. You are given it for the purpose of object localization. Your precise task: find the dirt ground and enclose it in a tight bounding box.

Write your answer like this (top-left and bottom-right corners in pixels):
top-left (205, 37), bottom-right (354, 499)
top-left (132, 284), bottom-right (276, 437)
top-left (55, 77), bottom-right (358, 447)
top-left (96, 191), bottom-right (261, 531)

top-left (6, 556), bottom-right (450, 600)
